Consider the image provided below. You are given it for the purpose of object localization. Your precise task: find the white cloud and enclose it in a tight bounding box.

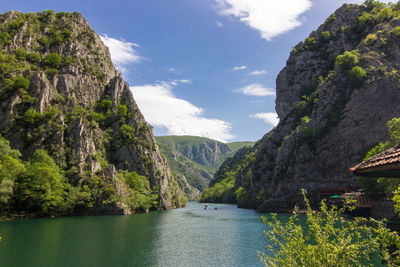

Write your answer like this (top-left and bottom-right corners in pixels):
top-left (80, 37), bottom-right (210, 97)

top-left (168, 68), bottom-right (176, 72)
top-left (100, 35), bottom-right (142, 74)
top-left (249, 70), bottom-right (267, 76)
top-left (237, 83), bottom-right (275, 96)
top-left (131, 81), bottom-right (234, 143)
top-left (214, 0), bottom-right (312, 41)
top-left (250, 112), bottom-right (279, 126)
top-left (179, 79), bottom-right (192, 84)
top-left (216, 21), bottom-right (224, 27)
top-left (233, 65), bottom-right (247, 71)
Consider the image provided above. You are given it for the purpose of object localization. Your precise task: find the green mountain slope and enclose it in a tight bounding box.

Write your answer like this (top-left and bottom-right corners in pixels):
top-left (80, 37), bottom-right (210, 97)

top-left (156, 135), bottom-right (254, 198)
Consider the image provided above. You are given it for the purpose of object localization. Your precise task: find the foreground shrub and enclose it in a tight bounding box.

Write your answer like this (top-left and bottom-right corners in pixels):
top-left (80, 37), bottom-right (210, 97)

top-left (260, 190), bottom-right (400, 266)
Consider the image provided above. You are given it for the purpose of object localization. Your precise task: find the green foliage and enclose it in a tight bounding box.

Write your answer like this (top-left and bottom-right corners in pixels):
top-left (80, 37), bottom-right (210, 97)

top-left (117, 104), bottom-right (128, 118)
top-left (16, 149), bottom-right (69, 215)
top-left (37, 36), bottom-right (49, 47)
top-left (201, 148), bottom-right (256, 203)
top-left (0, 135), bottom-right (22, 159)
top-left (335, 50), bottom-right (360, 69)
top-left (303, 37), bottom-right (317, 50)
top-left (387, 117), bottom-right (400, 145)
top-left (119, 170), bottom-right (159, 212)
top-left (301, 116), bottom-right (310, 124)
top-left (23, 107), bottom-right (43, 125)
top-left (42, 53), bottom-right (62, 69)
top-left (69, 105), bottom-right (86, 121)
top-left (376, 7), bottom-right (393, 22)
top-left (299, 126), bottom-right (317, 148)
top-left (234, 186), bottom-right (247, 202)
top-left (0, 135), bottom-right (25, 211)
top-left (26, 52), bottom-right (40, 64)
top-left (319, 31), bottom-right (332, 42)
top-left (364, 33), bottom-right (378, 45)
top-left (256, 189), bottom-right (270, 204)
top-left (348, 66), bottom-right (367, 84)
top-left (98, 99), bottom-right (113, 110)
top-left (200, 176), bottom-right (235, 203)
top-left (364, 0), bottom-right (385, 9)
top-left (324, 14), bottom-right (336, 25)
top-left (119, 124), bottom-right (136, 145)
top-left (391, 26), bottom-right (400, 36)
top-left (260, 190), bottom-right (400, 266)
top-left (12, 77), bottom-right (30, 90)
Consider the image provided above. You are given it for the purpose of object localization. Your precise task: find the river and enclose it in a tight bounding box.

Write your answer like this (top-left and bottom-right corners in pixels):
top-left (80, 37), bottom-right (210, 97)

top-left (0, 202), bottom-right (288, 267)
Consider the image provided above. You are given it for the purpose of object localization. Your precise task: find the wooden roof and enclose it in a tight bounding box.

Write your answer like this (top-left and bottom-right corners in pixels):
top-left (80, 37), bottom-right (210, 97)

top-left (350, 145), bottom-right (400, 178)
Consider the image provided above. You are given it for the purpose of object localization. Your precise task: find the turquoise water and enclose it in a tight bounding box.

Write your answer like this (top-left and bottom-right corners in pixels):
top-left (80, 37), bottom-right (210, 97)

top-left (0, 202), bottom-right (281, 267)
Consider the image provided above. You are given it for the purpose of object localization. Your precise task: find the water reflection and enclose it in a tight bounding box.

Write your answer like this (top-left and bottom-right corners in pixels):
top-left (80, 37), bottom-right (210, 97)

top-left (0, 202), bottom-right (274, 267)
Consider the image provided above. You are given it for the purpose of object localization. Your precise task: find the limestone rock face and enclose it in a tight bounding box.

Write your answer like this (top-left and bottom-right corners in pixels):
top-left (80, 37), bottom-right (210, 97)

top-left (215, 3), bottom-right (400, 211)
top-left (0, 10), bottom-right (185, 214)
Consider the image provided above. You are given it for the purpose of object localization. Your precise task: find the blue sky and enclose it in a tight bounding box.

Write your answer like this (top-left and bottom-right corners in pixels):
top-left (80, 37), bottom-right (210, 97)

top-left (1, 0), bottom-right (391, 142)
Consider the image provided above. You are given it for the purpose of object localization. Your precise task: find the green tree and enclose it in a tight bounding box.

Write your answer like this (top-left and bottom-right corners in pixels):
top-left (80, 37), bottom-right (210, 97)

top-left (16, 149), bottom-right (67, 215)
top-left (12, 77), bottom-right (30, 90)
top-left (0, 135), bottom-right (25, 211)
top-left (336, 50), bottom-right (360, 69)
top-left (42, 53), bottom-right (62, 69)
top-left (348, 66), bottom-right (366, 84)
top-left (119, 170), bottom-right (158, 212)
top-left (260, 190), bottom-right (400, 266)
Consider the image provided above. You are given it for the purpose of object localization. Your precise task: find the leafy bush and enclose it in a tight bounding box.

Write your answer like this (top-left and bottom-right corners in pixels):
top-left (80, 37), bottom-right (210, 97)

top-left (348, 66), bottom-right (366, 83)
top-left (12, 77), bottom-right (30, 90)
top-left (301, 116), bottom-right (310, 124)
top-left (376, 7), bottom-right (393, 22)
top-left (37, 36), bottom-right (49, 47)
top-left (117, 104), bottom-right (128, 118)
top-left (303, 37), bottom-right (317, 50)
top-left (391, 26), bottom-right (400, 36)
top-left (120, 124), bottom-right (135, 144)
top-left (336, 50), bottom-right (360, 69)
top-left (69, 105), bottom-right (86, 121)
top-left (319, 31), bottom-right (332, 42)
top-left (363, 33), bottom-right (378, 45)
top-left (98, 99), bottom-right (113, 110)
top-left (260, 190), bottom-right (400, 266)
top-left (26, 52), bottom-right (40, 64)
top-left (23, 107), bottom-right (43, 125)
top-left (42, 53), bottom-right (62, 69)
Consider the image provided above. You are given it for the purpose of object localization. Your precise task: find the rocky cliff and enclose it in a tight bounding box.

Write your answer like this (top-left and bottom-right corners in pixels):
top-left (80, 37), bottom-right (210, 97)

top-left (0, 10), bottom-right (185, 215)
top-left (208, 2), bottom-right (400, 211)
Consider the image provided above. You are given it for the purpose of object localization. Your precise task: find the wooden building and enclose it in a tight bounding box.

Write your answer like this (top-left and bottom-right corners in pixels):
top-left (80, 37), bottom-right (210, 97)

top-left (350, 145), bottom-right (400, 221)
top-left (350, 145), bottom-right (400, 178)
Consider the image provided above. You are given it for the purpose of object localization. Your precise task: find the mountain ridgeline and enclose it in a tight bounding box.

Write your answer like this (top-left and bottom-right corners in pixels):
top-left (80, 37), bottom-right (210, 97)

top-left (203, 2), bottom-right (400, 210)
top-left (0, 10), bottom-right (186, 216)
top-left (156, 135), bottom-right (254, 199)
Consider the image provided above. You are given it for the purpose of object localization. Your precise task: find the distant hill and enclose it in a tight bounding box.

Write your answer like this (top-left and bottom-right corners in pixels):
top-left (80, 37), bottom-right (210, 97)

top-left (156, 136), bottom-right (254, 198)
